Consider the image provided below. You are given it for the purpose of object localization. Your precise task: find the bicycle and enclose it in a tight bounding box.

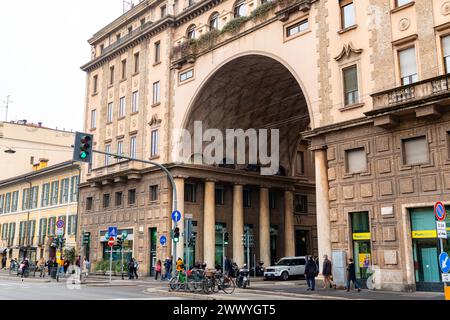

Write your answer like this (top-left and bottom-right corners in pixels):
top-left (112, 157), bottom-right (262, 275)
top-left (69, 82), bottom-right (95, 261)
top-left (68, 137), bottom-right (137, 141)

top-left (169, 270), bottom-right (187, 291)
top-left (213, 271), bottom-right (235, 294)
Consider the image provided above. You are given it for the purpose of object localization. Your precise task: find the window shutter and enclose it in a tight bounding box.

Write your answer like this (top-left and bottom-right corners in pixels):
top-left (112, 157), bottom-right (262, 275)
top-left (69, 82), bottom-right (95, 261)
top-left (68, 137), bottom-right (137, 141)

top-left (403, 136), bottom-right (429, 165)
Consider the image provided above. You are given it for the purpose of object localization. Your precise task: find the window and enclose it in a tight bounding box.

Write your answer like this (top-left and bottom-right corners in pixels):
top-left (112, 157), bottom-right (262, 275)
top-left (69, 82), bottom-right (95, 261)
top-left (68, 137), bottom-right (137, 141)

top-left (286, 20), bottom-right (308, 37)
top-left (346, 147), bottom-right (367, 174)
top-left (134, 52), bottom-right (140, 73)
top-left (0, 195), bottom-right (3, 214)
top-left (70, 176), bottom-right (79, 202)
top-left (105, 144), bottom-right (111, 166)
top-left (399, 47), bottom-right (418, 85)
top-left (244, 189), bottom-right (251, 207)
top-left (107, 102), bottom-right (113, 123)
top-left (128, 189), bottom-right (136, 205)
top-left (110, 66), bottom-right (115, 85)
top-left (296, 151), bottom-right (305, 175)
top-left (234, 0), bottom-right (246, 17)
top-left (188, 0), bottom-right (195, 6)
top-left (269, 191), bottom-right (276, 209)
top-left (41, 183), bottom-right (50, 207)
top-left (50, 181), bottom-right (59, 205)
top-left (8, 223), bottom-right (16, 246)
top-left (180, 69), bottom-right (194, 82)
top-left (187, 25), bottom-right (196, 39)
top-left (11, 191), bottom-right (18, 212)
top-left (67, 215), bottom-right (77, 235)
top-left (209, 13), bottom-right (219, 30)
top-left (155, 41), bottom-right (161, 63)
top-left (38, 218), bottom-right (47, 243)
top-left (93, 75), bottom-right (98, 94)
top-left (403, 136), bottom-right (429, 165)
top-left (153, 82), bottom-right (160, 105)
top-left (121, 59), bottom-right (127, 79)
top-left (116, 33), bottom-right (121, 41)
top-left (91, 109), bottom-right (97, 129)
top-left (340, 1), bottom-right (355, 29)
top-left (60, 179), bottom-right (69, 204)
top-left (86, 197), bottom-right (93, 211)
top-left (117, 140), bottom-right (124, 162)
top-left (132, 91), bottom-right (139, 113)
top-left (442, 35), bottom-right (450, 74)
top-left (47, 217), bottom-right (55, 236)
top-left (130, 136), bottom-right (137, 158)
top-left (343, 65), bottom-right (359, 105)
top-left (4, 193), bottom-right (11, 213)
top-left (2, 223), bottom-right (7, 240)
top-left (22, 188), bottom-right (30, 210)
top-left (151, 130), bottom-right (159, 157)
top-left (100, 44), bottom-right (104, 54)
top-left (215, 187), bottom-right (224, 206)
top-left (103, 194), bottom-right (110, 208)
top-left (119, 97), bottom-right (126, 117)
top-left (128, 26), bottom-right (133, 34)
top-left (150, 185), bottom-right (158, 201)
top-left (141, 18), bottom-right (146, 26)
top-left (294, 194), bottom-right (308, 213)
top-left (115, 192), bottom-right (123, 206)
top-left (396, 0), bottom-right (413, 7)
top-left (184, 183), bottom-right (196, 203)
top-left (161, 5), bottom-right (167, 17)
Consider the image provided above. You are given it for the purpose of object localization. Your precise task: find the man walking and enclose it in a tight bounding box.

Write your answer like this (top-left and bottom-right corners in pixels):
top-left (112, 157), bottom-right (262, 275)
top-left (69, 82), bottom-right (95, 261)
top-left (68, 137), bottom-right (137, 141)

top-left (304, 256), bottom-right (317, 291)
top-left (1, 255), bottom-right (6, 269)
top-left (346, 258), bottom-right (360, 292)
top-left (322, 255), bottom-right (334, 289)
top-left (164, 256), bottom-right (172, 280)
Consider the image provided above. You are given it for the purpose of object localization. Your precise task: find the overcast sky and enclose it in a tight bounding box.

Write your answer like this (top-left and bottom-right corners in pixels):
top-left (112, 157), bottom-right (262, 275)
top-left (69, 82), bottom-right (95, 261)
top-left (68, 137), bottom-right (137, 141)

top-left (0, 0), bottom-right (125, 131)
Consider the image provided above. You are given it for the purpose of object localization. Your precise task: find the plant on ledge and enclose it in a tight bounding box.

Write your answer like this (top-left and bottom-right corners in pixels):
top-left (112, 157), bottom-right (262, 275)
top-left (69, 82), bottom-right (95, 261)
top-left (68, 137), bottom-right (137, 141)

top-left (249, 1), bottom-right (275, 22)
top-left (221, 16), bottom-right (249, 35)
top-left (195, 28), bottom-right (221, 51)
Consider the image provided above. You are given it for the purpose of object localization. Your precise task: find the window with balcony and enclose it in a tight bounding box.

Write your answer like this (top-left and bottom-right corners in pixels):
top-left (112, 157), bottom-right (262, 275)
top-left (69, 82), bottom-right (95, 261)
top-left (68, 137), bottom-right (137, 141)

top-left (402, 136), bottom-right (429, 165)
top-left (132, 91), bottom-right (139, 113)
top-left (340, 0), bottom-right (355, 29)
top-left (115, 192), bottom-right (123, 206)
top-left (153, 82), bottom-right (160, 105)
top-left (91, 109), bottom-right (97, 129)
top-left (187, 25), bottom-right (196, 39)
top-left (184, 183), bottom-right (196, 203)
top-left (103, 194), bottom-right (110, 208)
top-left (128, 189), bottom-right (136, 205)
top-left (151, 130), bottom-right (159, 157)
top-left (234, 0), bottom-right (246, 17)
top-left (119, 97), bottom-right (126, 117)
top-left (150, 185), bottom-right (158, 201)
top-left (130, 136), bottom-right (137, 158)
top-left (345, 147), bottom-right (367, 174)
top-left (107, 102), bottom-right (113, 123)
top-left (294, 194), bottom-right (308, 214)
top-left (442, 35), bottom-right (450, 74)
top-left (286, 19), bottom-right (309, 37)
top-left (209, 12), bottom-right (219, 30)
top-left (343, 65), bottom-right (359, 105)
top-left (399, 47), bottom-right (418, 85)
top-left (86, 197), bottom-right (93, 211)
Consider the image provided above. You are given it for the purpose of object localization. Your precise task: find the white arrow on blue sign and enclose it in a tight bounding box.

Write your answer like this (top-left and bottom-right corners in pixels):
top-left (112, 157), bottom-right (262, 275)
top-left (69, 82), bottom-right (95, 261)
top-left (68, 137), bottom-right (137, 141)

top-left (108, 227), bottom-right (118, 238)
top-left (439, 252), bottom-right (450, 273)
top-left (172, 210), bottom-right (182, 223)
top-left (160, 235), bottom-right (167, 246)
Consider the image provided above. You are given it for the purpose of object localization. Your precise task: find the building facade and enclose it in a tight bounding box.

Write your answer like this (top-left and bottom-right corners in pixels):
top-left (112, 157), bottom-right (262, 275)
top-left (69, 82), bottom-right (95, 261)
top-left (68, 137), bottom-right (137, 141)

top-left (0, 161), bottom-right (80, 265)
top-left (80, 0), bottom-right (450, 291)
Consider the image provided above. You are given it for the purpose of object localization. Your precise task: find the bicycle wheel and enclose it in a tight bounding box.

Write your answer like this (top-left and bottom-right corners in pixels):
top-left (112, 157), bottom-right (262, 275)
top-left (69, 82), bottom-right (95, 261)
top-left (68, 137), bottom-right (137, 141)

top-left (169, 277), bottom-right (178, 291)
top-left (221, 277), bottom-right (236, 295)
top-left (202, 278), bottom-right (213, 294)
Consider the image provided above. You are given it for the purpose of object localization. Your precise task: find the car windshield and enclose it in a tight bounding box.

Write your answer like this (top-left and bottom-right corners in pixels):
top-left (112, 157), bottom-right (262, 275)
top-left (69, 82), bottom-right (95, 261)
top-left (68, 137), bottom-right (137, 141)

top-left (275, 259), bottom-right (291, 266)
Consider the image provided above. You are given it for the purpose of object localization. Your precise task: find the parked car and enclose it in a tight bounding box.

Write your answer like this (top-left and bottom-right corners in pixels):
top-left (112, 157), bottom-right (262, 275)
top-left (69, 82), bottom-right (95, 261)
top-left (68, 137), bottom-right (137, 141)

top-left (263, 256), bottom-right (307, 281)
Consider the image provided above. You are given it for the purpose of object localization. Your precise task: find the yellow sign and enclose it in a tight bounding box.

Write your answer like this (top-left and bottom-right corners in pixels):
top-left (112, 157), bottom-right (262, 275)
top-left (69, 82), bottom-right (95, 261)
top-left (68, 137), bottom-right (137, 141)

top-left (359, 253), bottom-right (371, 268)
top-left (353, 233), bottom-right (371, 241)
top-left (412, 230), bottom-right (437, 239)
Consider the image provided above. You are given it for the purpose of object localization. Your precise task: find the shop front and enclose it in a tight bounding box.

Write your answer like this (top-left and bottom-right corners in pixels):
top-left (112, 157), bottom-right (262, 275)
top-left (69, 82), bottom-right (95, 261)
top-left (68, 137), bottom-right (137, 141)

top-left (350, 212), bottom-right (372, 289)
top-left (101, 229), bottom-right (134, 265)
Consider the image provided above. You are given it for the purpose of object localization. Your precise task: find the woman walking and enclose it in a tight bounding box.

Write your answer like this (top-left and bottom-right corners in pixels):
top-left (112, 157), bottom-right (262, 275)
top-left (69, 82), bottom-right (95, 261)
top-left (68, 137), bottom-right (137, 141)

top-left (155, 260), bottom-right (162, 280)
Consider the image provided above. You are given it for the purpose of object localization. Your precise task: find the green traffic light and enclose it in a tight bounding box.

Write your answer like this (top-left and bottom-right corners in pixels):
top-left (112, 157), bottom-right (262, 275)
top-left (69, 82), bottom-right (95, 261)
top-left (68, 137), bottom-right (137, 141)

top-left (174, 237), bottom-right (179, 243)
top-left (80, 152), bottom-right (88, 159)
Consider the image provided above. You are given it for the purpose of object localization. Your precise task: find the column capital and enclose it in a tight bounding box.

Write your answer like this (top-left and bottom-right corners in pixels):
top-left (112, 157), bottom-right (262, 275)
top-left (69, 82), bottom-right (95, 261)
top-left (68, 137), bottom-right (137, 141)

top-left (204, 178), bottom-right (219, 183)
top-left (233, 182), bottom-right (244, 187)
top-left (173, 175), bottom-right (189, 180)
top-left (309, 144), bottom-right (328, 152)
top-left (259, 185), bottom-right (271, 190)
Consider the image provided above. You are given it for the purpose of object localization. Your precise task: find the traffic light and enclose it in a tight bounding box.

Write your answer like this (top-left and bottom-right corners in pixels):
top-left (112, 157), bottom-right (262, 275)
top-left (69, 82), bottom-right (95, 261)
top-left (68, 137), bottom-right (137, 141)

top-left (188, 232), bottom-right (196, 247)
top-left (83, 232), bottom-right (91, 245)
top-left (242, 234), bottom-right (246, 246)
top-left (117, 235), bottom-right (123, 246)
top-left (173, 227), bottom-right (180, 243)
top-left (73, 132), bottom-right (93, 163)
top-left (224, 232), bottom-right (229, 246)
top-left (248, 235), bottom-right (255, 248)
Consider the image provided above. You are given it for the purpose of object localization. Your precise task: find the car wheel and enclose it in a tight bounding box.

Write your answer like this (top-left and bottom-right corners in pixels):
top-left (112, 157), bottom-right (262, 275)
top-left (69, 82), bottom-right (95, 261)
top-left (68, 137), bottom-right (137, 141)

top-left (281, 271), bottom-right (289, 281)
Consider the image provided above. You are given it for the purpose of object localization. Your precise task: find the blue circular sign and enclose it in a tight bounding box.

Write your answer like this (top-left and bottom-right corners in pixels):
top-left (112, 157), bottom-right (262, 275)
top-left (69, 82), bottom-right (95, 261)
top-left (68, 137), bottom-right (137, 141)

top-left (172, 210), bottom-right (182, 223)
top-left (56, 219), bottom-right (64, 229)
top-left (440, 252), bottom-right (450, 273)
top-left (160, 235), bottom-right (167, 246)
top-left (435, 202), bottom-right (446, 221)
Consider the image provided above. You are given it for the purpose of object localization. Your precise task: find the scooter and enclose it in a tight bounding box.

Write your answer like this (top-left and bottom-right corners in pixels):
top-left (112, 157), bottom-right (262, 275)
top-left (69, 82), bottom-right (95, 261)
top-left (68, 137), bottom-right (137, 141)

top-left (236, 264), bottom-right (250, 289)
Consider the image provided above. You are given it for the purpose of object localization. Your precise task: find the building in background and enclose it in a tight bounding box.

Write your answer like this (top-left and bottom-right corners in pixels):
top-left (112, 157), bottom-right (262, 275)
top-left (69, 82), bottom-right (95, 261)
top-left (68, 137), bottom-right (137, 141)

top-left (0, 161), bottom-right (80, 265)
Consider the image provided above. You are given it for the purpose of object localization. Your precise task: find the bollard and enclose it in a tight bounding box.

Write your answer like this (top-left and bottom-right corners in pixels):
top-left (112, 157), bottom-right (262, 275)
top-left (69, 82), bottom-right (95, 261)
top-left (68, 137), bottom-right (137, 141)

top-left (445, 284), bottom-right (450, 300)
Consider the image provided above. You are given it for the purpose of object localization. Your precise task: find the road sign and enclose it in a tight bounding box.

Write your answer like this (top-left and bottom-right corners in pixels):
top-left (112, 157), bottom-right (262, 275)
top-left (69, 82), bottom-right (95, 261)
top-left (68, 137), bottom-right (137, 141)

top-left (56, 219), bottom-right (65, 229)
top-left (443, 273), bottom-right (450, 282)
top-left (108, 227), bottom-right (118, 238)
top-left (437, 221), bottom-right (448, 239)
top-left (435, 202), bottom-right (447, 221)
top-left (108, 237), bottom-right (115, 247)
top-left (56, 228), bottom-right (64, 236)
top-left (439, 252), bottom-right (450, 273)
top-left (160, 235), bottom-right (167, 246)
top-left (172, 210), bottom-right (181, 223)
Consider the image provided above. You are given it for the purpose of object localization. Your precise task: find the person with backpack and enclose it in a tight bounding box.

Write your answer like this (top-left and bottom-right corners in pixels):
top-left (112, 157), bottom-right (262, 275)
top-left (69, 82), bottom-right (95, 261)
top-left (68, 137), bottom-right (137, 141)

top-left (304, 256), bottom-right (317, 291)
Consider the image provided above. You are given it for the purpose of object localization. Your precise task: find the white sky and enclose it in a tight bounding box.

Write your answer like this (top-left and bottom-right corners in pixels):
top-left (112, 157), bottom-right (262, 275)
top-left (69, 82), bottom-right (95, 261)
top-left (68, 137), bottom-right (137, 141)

top-left (0, 0), bottom-right (124, 131)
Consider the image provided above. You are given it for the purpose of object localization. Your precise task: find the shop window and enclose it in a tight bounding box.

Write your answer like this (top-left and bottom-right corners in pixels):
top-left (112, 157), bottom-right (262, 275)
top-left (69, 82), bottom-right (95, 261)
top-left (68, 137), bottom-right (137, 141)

top-left (128, 189), bottom-right (136, 205)
top-left (402, 136), bottom-right (429, 165)
top-left (185, 183), bottom-right (196, 203)
top-left (343, 65), bottom-right (359, 105)
top-left (345, 147), bottom-right (367, 174)
top-left (103, 194), bottom-right (110, 208)
top-left (150, 185), bottom-right (158, 201)
top-left (398, 47), bottom-right (418, 85)
top-left (86, 197), bottom-right (93, 211)
top-left (442, 35), bottom-right (450, 74)
top-left (294, 194), bottom-right (308, 214)
top-left (286, 19), bottom-right (308, 37)
top-left (215, 187), bottom-right (224, 206)
top-left (340, 0), bottom-right (355, 29)
top-left (115, 192), bottom-right (123, 207)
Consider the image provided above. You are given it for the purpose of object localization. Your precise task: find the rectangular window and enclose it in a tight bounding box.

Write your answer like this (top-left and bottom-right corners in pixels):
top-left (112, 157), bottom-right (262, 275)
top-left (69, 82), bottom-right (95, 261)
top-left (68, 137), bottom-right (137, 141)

top-left (30, 186), bottom-right (38, 209)
top-left (294, 194), bottom-right (308, 214)
top-left (340, 1), bottom-right (356, 29)
top-left (346, 147), bottom-right (367, 174)
top-left (107, 102), bottom-right (113, 123)
top-left (2, 223), bottom-right (7, 240)
top-left (151, 130), bottom-right (159, 157)
top-left (11, 191), bottom-right (18, 212)
top-left (117, 140), bottom-right (124, 162)
top-left (161, 5), bottom-right (167, 17)
top-left (103, 194), bottom-right (110, 208)
top-left (180, 69), bottom-right (194, 82)
top-left (155, 41), bottom-right (161, 63)
top-left (4, 193), bottom-right (11, 214)
top-left (41, 183), bottom-right (50, 207)
top-left (8, 223), bottom-right (16, 246)
top-left (150, 185), bottom-right (158, 201)
top-left (396, 0), bottom-right (412, 7)
top-left (153, 81), bottom-right (160, 105)
top-left (128, 189), bottom-right (136, 205)
top-left (68, 215), bottom-right (77, 235)
top-left (0, 195), bottom-right (3, 214)
top-left (70, 176), bottom-right (79, 202)
top-left (296, 151), bottom-right (305, 175)
top-left (132, 91), bottom-right (139, 113)
top-left (184, 183), bottom-right (196, 203)
top-left (269, 191), bottom-right (276, 209)
top-left (39, 218), bottom-right (47, 243)
top-left (86, 197), bottom-right (93, 211)
top-left (91, 109), bottom-right (97, 129)
top-left (244, 189), bottom-right (252, 208)
top-left (93, 75), bottom-right (98, 94)
top-left (399, 47), bottom-right (418, 85)
top-left (134, 52), bottom-right (140, 73)
top-left (105, 144), bottom-right (111, 166)
top-left (115, 192), bottom-right (123, 206)
top-left (47, 217), bottom-right (56, 236)
top-left (119, 97), bottom-right (126, 117)
top-left (60, 179), bottom-right (69, 204)
top-left (50, 181), bottom-right (59, 205)
top-left (442, 35), bottom-right (450, 74)
top-left (215, 187), bottom-right (225, 206)
top-left (403, 136), bottom-right (429, 165)
top-left (130, 136), bottom-right (137, 158)
top-left (22, 188), bottom-right (30, 211)
top-left (343, 65), bottom-right (359, 105)
top-left (286, 19), bottom-right (308, 37)
top-left (109, 66), bottom-right (115, 85)
top-left (121, 59), bottom-right (127, 79)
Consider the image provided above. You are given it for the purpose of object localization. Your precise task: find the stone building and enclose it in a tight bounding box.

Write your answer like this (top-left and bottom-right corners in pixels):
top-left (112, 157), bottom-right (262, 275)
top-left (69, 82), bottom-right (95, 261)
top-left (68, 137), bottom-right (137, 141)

top-left (80, 0), bottom-right (450, 291)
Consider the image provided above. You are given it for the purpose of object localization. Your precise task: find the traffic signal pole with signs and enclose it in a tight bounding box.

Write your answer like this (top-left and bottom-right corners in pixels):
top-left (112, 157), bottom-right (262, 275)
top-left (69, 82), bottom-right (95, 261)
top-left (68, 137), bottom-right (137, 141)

top-left (435, 202), bottom-right (449, 299)
top-left (72, 133), bottom-right (179, 278)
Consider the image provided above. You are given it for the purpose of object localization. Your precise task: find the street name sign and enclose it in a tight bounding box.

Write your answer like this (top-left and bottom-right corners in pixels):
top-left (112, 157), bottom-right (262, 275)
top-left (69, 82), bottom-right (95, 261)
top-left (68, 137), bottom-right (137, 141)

top-left (435, 202), bottom-right (446, 221)
top-left (442, 273), bottom-right (450, 283)
top-left (172, 210), bottom-right (181, 223)
top-left (439, 252), bottom-right (450, 273)
top-left (437, 221), bottom-right (448, 239)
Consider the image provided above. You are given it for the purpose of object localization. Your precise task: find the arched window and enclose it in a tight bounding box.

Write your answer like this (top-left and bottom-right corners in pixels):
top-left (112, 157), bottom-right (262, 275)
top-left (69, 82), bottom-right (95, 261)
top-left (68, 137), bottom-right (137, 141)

top-left (186, 24), bottom-right (196, 39)
top-left (209, 12), bottom-right (219, 30)
top-left (234, 0), bottom-right (246, 17)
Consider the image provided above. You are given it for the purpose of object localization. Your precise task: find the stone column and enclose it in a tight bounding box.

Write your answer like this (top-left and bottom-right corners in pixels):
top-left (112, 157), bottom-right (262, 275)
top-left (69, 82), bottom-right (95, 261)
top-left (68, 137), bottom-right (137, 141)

top-left (232, 184), bottom-right (244, 267)
top-left (314, 147), bottom-right (331, 272)
top-left (203, 180), bottom-right (216, 269)
top-left (284, 190), bottom-right (295, 257)
top-left (259, 187), bottom-right (271, 265)
top-left (174, 177), bottom-right (186, 260)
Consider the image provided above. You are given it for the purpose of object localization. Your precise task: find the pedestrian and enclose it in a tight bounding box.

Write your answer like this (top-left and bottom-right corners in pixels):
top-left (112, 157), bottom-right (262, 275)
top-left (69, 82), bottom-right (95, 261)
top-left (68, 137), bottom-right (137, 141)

top-left (63, 258), bottom-right (70, 274)
top-left (304, 256), bottom-right (317, 291)
top-left (176, 257), bottom-right (185, 273)
top-left (1, 255), bottom-right (6, 269)
top-left (224, 256), bottom-right (232, 276)
top-left (133, 258), bottom-right (139, 279)
top-left (155, 260), bottom-right (162, 280)
top-left (128, 258), bottom-right (135, 279)
top-left (322, 254), bottom-right (334, 289)
top-left (20, 258), bottom-right (30, 278)
top-left (346, 258), bottom-right (361, 292)
top-left (38, 257), bottom-right (46, 278)
top-left (82, 257), bottom-right (90, 278)
top-left (164, 257), bottom-right (172, 280)
top-left (47, 258), bottom-right (53, 276)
